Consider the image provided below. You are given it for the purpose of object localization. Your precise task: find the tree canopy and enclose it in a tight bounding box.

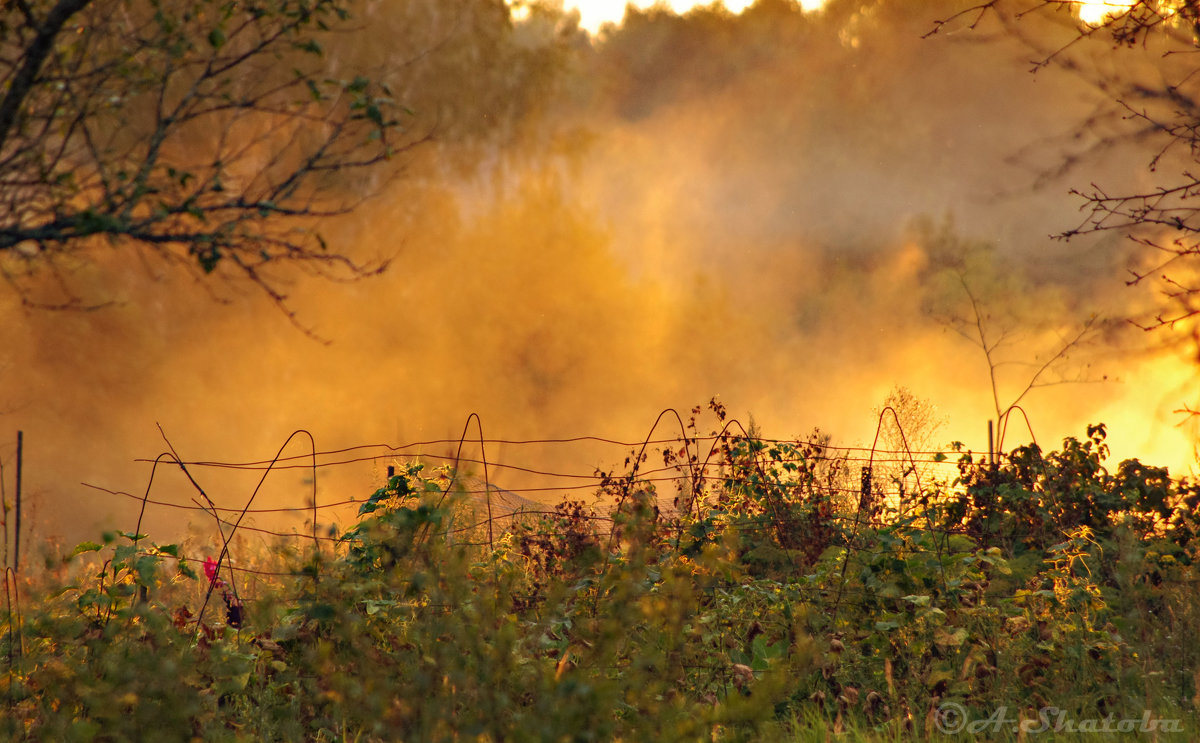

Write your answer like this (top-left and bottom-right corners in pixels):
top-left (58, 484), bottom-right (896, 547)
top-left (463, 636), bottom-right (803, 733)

top-left (0, 0), bottom-right (414, 322)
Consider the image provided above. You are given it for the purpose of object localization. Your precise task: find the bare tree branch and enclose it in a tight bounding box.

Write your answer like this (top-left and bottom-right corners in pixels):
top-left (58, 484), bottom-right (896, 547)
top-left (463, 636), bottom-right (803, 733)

top-left (928, 1), bottom-right (1200, 335)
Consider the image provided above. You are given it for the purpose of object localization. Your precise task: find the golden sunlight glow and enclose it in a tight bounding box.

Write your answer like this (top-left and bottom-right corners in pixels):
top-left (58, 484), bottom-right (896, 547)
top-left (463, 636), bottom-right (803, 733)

top-left (1076, 0), bottom-right (1136, 25)
top-left (551, 0), bottom-right (829, 35)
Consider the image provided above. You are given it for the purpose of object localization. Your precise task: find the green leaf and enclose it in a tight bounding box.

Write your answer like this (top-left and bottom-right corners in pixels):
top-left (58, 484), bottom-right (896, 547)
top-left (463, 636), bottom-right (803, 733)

top-left (114, 544), bottom-right (138, 565)
top-left (197, 246), bottom-right (221, 273)
top-left (107, 582), bottom-right (136, 599)
top-left (366, 103), bottom-right (383, 126)
top-left (72, 541), bottom-right (103, 555)
top-left (934, 627), bottom-right (969, 647)
top-left (134, 555), bottom-right (159, 586)
top-left (363, 599), bottom-right (397, 615)
top-left (925, 667), bottom-right (956, 689)
top-left (207, 27), bottom-right (225, 49)
top-left (306, 602), bottom-right (337, 622)
top-left (77, 588), bottom-right (110, 609)
top-left (876, 582), bottom-right (902, 599)
top-left (215, 670), bottom-right (252, 696)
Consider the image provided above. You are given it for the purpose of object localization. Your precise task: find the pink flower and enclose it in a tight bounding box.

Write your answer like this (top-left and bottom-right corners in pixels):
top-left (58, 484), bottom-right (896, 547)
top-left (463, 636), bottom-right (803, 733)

top-left (203, 556), bottom-right (222, 585)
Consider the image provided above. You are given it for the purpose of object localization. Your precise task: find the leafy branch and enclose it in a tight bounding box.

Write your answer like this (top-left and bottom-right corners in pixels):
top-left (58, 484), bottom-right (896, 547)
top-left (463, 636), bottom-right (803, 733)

top-left (0, 0), bottom-right (424, 327)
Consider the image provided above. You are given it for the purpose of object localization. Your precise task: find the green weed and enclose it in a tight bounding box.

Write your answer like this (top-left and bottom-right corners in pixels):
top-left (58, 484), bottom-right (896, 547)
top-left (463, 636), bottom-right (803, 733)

top-left (2, 412), bottom-right (1197, 741)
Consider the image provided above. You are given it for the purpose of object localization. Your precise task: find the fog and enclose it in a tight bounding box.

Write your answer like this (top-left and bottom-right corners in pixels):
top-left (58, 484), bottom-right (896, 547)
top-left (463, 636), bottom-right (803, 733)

top-left (0, 0), bottom-right (1195, 553)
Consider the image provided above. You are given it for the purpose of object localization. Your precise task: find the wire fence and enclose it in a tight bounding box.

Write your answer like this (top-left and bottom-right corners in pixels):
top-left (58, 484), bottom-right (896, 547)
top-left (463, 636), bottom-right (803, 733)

top-left (114, 410), bottom-right (963, 529)
top-left (9, 406), bottom-right (1196, 602)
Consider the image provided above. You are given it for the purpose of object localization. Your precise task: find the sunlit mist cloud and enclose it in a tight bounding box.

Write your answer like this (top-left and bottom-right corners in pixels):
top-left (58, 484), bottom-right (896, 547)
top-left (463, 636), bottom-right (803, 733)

top-left (530, 0), bottom-right (828, 34)
top-left (6, 0), bottom-right (1197, 550)
top-left (1076, 1), bottom-right (1136, 25)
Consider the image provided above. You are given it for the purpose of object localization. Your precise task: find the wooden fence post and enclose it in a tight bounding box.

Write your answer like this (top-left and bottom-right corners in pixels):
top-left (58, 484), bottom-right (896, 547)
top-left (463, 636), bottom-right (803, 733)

top-left (14, 430), bottom-right (22, 574)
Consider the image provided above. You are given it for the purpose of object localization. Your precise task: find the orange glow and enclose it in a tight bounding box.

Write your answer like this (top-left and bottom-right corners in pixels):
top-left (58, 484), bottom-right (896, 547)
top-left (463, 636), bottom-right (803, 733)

top-left (550, 0), bottom-right (828, 35)
top-left (1076, 0), bottom-right (1136, 25)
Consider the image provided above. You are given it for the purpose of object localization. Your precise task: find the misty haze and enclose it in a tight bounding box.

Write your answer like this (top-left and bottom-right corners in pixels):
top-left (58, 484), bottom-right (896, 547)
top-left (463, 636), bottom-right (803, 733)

top-left (0, 0), bottom-right (1190, 547)
top-left (6, 1), bottom-right (1200, 739)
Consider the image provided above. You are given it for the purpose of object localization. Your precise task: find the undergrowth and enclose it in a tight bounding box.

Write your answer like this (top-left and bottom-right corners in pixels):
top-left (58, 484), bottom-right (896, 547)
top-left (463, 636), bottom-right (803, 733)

top-left (2, 404), bottom-right (1198, 741)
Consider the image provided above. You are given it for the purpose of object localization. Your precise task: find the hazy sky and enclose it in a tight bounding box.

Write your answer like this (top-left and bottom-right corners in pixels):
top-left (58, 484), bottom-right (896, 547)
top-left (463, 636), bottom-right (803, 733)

top-left (1, 0), bottom-right (1194, 552)
top-left (554, 0), bottom-right (1126, 33)
top-left (559, 0), bottom-right (767, 32)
